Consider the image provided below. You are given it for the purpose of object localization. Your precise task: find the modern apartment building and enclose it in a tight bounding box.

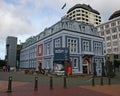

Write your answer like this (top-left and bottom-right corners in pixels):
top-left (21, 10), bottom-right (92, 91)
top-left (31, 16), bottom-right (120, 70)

top-left (97, 10), bottom-right (120, 59)
top-left (20, 17), bottom-right (104, 76)
top-left (6, 36), bottom-right (17, 68)
top-left (67, 4), bottom-right (101, 26)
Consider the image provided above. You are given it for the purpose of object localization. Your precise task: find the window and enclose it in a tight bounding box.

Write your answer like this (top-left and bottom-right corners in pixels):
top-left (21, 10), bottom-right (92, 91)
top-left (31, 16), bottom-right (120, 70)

top-left (73, 58), bottom-right (78, 68)
top-left (111, 22), bottom-right (116, 26)
top-left (94, 42), bottom-right (102, 54)
top-left (82, 10), bottom-right (84, 13)
top-left (118, 26), bottom-right (120, 31)
top-left (96, 19), bottom-right (98, 21)
top-left (46, 43), bottom-right (50, 55)
top-left (73, 11), bottom-right (75, 13)
top-left (45, 42), bottom-right (51, 55)
top-left (82, 26), bottom-right (86, 32)
top-left (107, 42), bottom-right (111, 47)
top-left (51, 28), bottom-right (54, 33)
top-left (82, 18), bottom-right (85, 20)
top-left (96, 22), bottom-right (98, 24)
top-left (76, 14), bottom-right (80, 16)
top-left (112, 28), bottom-right (117, 33)
top-left (73, 15), bottom-right (75, 17)
top-left (76, 10), bottom-right (80, 12)
top-left (82, 40), bottom-right (90, 51)
top-left (106, 30), bottom-right (110, 34)
top-left (113, 48), bottom-right (118, 52)
top-left (113, 41), bottom-right (118, 46)
top-left (107, 48), bottom-right (111, 53)
top-left (101, 31), bottom-right (104, 36)
top-left (105, 24), bottom-right (109, 29)
top-left (67, 38), bottom-right (78, 53)
top-left (118, 21), bottom-right (120, 25)
top-left (55, 38), bottom-right (61, 48)
top-left (94, 59), bottom-right (103, 69)
top-left (112, 34), bottom-right (117, 39)
top-left (100, 26), bottom-right (104, 30)
top-left (77, 17), bottom-right (81, 20)
top-left (106, 36), bottom-right (111, 40)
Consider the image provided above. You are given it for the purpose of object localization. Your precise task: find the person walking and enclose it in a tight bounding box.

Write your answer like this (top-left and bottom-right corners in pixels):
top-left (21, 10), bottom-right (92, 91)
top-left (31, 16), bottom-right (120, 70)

top-left (3, 66), bottom-right (6, 72)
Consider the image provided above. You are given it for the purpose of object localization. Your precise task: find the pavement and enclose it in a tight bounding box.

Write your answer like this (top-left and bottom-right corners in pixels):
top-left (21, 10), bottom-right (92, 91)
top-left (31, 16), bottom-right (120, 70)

top-left (0, 80), bottom-right (120, 96)
top-left (0, 71), bottom-right (120, 96)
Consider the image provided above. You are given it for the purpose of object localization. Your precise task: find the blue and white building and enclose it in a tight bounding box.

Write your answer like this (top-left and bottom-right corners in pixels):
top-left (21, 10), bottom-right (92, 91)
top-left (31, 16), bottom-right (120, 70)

top-left (20, 17), bottom-right (104, 75)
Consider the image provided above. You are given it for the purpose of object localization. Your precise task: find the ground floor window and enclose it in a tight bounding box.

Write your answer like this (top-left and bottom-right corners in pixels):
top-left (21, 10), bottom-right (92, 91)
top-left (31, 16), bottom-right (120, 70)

top-left (70, 57), bottom-right (79, 68)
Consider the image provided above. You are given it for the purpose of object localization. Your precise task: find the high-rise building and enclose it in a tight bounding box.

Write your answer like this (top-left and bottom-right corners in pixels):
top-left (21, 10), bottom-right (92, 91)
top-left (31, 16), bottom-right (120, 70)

top-left (6, 36), bottom-right (17, 69)
top-left (97, 10), bottom-right (120, 59)
top-left (67, 4), bottom-right (101, 26)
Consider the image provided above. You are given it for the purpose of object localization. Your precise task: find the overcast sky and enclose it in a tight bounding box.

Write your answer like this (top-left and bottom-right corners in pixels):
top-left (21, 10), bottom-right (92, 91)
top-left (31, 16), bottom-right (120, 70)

top-left (0, 0), bottom-right (120, 59)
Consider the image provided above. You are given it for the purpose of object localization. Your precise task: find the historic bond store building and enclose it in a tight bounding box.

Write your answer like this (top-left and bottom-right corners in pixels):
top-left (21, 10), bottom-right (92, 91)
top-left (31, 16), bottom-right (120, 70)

top-left (20, 17), bottom-right (104, 75)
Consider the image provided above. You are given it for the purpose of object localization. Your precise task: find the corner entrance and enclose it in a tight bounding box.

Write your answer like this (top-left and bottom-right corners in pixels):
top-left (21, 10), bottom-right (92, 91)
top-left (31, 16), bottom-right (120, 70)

top-left (83, 66), bottom-right (88, 73)
top-left (82, 56), bottom-right (91, 74)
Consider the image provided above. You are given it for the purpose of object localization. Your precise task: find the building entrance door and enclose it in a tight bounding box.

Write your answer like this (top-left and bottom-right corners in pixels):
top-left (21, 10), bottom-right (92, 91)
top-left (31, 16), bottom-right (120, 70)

top-left (82, 60), bottom-right (89, 74)
top-left (83, 66), bottom-right (88, 73)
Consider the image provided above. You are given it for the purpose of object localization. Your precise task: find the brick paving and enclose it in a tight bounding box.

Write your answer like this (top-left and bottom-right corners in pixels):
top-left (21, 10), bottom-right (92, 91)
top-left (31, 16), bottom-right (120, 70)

top-left (0, 80), bottom-right (120, 96)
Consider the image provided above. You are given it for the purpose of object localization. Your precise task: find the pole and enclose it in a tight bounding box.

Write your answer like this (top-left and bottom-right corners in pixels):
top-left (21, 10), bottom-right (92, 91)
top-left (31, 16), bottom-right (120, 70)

top-left (108, 75), bottom-right (111, 85)
top-left (34, 77), bottom-right (38, 91)
top-left (50, 76), bottom-right (53, 90)
top-left (7, 76), bottom-right (12, 93)
top-left (100, 77), bottom-right (103, 86)
top-left (64, 76), bottom-right (67, 88)
top-left (92, 75), bottom-right (95, 86)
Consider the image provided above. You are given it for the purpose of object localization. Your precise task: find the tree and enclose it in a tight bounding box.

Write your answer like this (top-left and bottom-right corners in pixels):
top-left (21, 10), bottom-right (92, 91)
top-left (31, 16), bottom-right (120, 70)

top-left (114, 60), bottom-right (120, 72)
top-left (105, 61), bottom-right (115, 77)
top-left (0, 60), bottom-right (6, 68)
top-left (114, 60), bottom-right (120, 68)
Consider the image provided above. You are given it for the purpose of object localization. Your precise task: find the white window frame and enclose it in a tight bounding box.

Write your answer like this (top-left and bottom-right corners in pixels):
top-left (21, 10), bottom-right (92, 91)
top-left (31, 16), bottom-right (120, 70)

top-left (67, 38), bottom-right (78, 53)
top-left (82, 40), bottom-right (89, 51)
top-left (55, 38), bottom-right (61, 48)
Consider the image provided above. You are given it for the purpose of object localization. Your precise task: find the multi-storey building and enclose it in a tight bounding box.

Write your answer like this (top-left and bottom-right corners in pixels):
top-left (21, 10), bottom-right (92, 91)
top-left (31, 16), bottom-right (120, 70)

top-left (6, 36), bottom-right (17, 69)
top-left (20, 17), bottom-right (104, 75)
top-left (67, 4), bottom-right (101, 26)
top-left (97, 10), bottom-right (120, 59)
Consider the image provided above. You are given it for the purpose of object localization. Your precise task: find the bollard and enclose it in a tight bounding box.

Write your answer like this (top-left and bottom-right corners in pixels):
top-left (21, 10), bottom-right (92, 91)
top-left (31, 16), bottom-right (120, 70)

top-left (100, 77), bottom-right (103, 86)
top-left (108, 76), bottom-right (111, 85)
top-left (34, 77), bottom-right (38, 91)
top-left (7, 76), bottom-right (12, 93)
top-left (64, 76), bottom-right (67, 88)
top-left (92, 76), bottom-right (95, 86)
top-left (50, 76), bottom-right (53, 90)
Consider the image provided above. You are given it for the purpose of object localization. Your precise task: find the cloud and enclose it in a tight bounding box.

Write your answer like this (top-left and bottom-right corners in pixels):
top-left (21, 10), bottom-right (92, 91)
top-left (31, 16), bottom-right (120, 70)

top-left (0, 0), bottom-right (35, 40)
top-left (0, 0), bottom-right (120, 59)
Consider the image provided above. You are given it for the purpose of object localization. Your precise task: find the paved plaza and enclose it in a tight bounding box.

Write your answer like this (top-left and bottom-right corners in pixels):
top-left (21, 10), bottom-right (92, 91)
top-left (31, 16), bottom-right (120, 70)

top-left (0, 71), bottom-right (120, 96)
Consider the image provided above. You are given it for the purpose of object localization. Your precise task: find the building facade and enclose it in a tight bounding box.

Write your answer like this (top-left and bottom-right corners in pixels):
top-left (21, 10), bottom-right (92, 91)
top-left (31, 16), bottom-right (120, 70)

top-left (6, 36), bottom-right (17, 68)
top-left (67, 4), bottom-right (101, 26)
top-left (97, 10), bottom-right (120, 59)
top-left (20, 17), bottom-right (104, 75)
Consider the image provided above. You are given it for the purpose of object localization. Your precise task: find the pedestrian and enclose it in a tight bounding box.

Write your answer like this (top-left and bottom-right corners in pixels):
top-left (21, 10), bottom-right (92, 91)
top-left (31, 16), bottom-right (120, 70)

top-left (8, 65), bottom-right (10, 72)
top-left (3, 66), bottom-right (6, 72)
top-left (5, 65), bottom-right (8, 72)
top-left (38, 63), bottom-right (42, 73)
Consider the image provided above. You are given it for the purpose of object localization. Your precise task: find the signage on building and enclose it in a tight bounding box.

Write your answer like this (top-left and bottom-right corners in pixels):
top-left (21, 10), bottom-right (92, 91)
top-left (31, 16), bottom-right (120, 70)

top-left (54, 48), bottom-right (69, 61)
top-left (38, 44), bottom-right (43, 56)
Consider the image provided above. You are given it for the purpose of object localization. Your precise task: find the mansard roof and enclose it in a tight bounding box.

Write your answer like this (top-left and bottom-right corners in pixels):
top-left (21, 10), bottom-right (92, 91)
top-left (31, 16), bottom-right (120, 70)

top-left (67, 4), bottom-right (100, 15)
top-left (109, 10), bottom-right (120, 20)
